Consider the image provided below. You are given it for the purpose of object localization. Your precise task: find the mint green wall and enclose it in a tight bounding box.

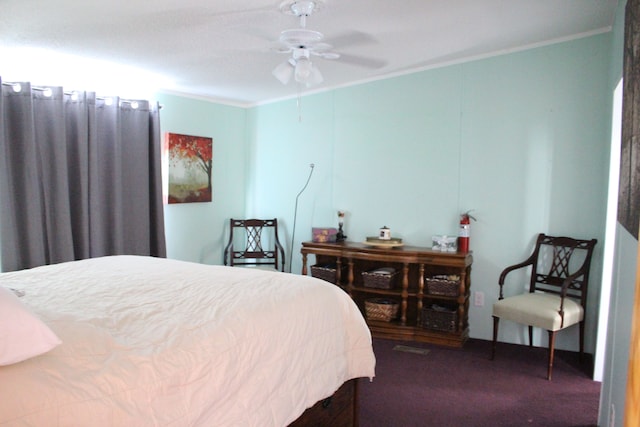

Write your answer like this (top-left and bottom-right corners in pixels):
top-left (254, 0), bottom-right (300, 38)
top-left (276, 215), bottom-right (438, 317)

top-left (156, 93), bottom-right (247, 265)
top-left (458, 37), bottom-right (610, 350)
top-left (333, 69), bottom-right (463, 243)
top-left (246, 34), bottom-right (611, 354)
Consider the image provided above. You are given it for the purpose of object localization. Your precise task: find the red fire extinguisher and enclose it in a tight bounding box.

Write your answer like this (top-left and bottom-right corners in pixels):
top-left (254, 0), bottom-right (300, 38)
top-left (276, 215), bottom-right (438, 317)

top-left (458, 211), bottom-right (476, 253)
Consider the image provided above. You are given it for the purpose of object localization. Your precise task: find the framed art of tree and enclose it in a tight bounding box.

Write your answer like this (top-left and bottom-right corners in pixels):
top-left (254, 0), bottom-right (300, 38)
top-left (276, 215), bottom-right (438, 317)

top-left (166, 132), bottom-right (213, 204)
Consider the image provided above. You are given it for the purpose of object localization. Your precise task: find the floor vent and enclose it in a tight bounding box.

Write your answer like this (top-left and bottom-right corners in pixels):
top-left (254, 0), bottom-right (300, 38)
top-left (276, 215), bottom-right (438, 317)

top-left (392, 345), bottom-right (430, 356)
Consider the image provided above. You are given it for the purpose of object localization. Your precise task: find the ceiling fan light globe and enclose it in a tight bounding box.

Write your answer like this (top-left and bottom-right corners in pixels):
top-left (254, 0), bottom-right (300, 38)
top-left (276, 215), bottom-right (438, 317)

top-left (294, 57), bottom-right (313, 83)
top-left (307, 65), bottom-right (323, 87)
top-left (272, 61), bottom-right (294, 85)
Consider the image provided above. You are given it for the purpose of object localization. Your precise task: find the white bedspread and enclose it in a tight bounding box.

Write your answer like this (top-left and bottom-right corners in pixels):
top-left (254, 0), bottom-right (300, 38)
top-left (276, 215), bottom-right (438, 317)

top-left (0, 256), bottom-right (375, 426)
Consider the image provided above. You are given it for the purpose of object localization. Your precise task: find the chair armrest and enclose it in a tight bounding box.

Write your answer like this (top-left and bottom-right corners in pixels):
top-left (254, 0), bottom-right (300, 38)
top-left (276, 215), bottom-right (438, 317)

top-left (497, 257), bottom-right (535, 299)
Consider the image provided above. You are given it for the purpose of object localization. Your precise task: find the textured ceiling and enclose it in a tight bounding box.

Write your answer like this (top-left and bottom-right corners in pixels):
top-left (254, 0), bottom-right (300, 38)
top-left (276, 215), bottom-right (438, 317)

top-left (0, 0), bottom-right (618, 106)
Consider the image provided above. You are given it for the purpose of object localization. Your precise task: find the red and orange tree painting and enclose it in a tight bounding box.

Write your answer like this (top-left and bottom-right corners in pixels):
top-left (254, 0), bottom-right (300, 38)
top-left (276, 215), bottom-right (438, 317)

top-left (167, 133), bottom-right (213, 203)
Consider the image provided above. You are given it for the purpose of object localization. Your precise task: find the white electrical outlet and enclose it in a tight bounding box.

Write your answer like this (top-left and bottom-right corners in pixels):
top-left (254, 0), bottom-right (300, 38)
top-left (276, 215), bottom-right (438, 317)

top-left (474, 291), bottom-right (484, 307)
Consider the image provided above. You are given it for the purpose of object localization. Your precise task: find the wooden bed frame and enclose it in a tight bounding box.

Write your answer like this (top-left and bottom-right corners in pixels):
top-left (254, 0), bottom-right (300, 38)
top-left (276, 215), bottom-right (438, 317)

top-left (290, 379), bottom-right (360, 426)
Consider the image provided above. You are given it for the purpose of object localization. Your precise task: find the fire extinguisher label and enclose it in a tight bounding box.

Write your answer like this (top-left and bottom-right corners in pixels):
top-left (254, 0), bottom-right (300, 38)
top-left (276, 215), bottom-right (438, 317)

top-left (459, 225), bottom-right (470, 237)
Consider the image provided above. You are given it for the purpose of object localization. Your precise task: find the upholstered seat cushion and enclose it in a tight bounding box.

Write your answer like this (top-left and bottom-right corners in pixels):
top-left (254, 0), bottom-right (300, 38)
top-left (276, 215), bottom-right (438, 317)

top-left (492, 292), bottom-right (583, 331)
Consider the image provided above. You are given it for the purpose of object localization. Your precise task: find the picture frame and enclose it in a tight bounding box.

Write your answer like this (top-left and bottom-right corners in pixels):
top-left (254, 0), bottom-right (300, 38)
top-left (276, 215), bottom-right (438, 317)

top-left (166, 132), bottom-right (213, 204)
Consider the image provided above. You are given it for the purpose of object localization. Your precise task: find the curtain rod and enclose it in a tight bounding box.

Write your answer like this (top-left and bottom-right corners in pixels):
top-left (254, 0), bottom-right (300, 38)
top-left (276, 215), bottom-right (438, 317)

top-left (1, 81), bottom-right (162, 108)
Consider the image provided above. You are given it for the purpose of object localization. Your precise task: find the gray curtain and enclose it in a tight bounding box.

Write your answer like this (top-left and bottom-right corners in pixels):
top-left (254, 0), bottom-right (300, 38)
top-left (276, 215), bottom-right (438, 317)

top-left (0, 78), bottom-right (166, 272)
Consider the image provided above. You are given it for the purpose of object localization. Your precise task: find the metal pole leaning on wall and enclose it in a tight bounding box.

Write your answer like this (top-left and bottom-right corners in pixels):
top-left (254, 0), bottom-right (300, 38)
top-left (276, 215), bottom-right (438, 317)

top-left (289, 163), bottom-right (314, 273)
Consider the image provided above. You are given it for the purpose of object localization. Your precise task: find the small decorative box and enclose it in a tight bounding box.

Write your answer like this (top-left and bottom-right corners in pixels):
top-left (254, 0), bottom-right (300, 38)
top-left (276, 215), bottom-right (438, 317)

top-left (312, 227), bottom-right (338, 243)
top-left (432, 235), bottom-right (458, 252)
top-left (379, 226), bottom-right (391, 240)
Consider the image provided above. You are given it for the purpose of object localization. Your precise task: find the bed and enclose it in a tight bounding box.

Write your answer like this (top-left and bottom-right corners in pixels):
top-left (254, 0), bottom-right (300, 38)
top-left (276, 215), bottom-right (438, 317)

top-left (0, 255), bottom-right (376, 426)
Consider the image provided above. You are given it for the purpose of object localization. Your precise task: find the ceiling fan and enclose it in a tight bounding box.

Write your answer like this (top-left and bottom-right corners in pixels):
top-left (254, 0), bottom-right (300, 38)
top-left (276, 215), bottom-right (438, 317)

top-left (271, 0), bottom-right (341, 87)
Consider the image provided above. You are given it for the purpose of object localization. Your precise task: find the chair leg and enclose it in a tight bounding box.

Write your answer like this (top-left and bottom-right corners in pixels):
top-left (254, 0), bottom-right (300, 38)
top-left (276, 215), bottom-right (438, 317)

top-left (491, 316), bottom-right (499, 360)
top-left (547, 330), bottom-right (556, 381)
top-left (528, 325), bottom-right (533, 347)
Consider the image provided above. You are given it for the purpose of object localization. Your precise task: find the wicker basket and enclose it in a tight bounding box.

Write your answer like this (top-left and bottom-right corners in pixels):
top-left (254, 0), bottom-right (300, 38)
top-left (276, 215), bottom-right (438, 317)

top-left (362, 267), bottom-right (398, 289)
top-left (310, 264), bottom-right (345, 284)
top-left (425, 275), bottom-right (460, 297)
top-left (421, 304), bottom-right (458, 332)
top-left (365, 298), bottom-right (399, 322)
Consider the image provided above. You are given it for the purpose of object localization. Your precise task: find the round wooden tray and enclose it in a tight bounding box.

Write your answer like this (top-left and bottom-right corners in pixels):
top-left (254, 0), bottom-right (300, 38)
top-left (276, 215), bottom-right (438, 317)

top-left (363, 237), bottom-right (404, 248)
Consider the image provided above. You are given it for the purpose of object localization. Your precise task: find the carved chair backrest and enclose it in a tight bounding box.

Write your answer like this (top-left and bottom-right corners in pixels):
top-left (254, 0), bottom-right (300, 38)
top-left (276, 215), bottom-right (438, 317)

top-left (528, 234), bottom-right (597, 307)
top-left (224, 218), bottom-right (285, 271)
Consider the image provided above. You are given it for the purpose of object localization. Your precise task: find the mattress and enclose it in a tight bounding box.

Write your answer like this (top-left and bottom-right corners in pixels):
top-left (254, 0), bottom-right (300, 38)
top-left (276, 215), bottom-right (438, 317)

top-left (0, 255), bottom-right (375, 426)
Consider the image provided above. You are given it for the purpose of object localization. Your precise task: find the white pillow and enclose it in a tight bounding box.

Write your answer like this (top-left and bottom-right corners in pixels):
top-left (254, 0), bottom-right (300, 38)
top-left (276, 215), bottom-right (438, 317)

top-left (0, 286), bottom-right (61, 365)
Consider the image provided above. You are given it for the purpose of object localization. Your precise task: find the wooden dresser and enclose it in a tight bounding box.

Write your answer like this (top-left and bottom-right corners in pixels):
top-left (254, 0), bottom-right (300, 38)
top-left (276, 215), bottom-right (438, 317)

top-left (301, 241), bottom-right (473, 347)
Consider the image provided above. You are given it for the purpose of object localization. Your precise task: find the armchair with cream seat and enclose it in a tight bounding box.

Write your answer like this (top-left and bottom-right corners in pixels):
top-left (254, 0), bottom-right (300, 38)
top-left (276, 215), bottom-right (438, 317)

top-left (223, 218), bottom-right (286, 272)
top-left (491, 233), bottom-right (597, 380)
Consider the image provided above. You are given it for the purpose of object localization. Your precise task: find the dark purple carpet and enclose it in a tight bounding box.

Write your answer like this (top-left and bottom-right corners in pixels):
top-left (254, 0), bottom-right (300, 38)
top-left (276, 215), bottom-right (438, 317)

top-left (359, 338), bottom-right (600, 427)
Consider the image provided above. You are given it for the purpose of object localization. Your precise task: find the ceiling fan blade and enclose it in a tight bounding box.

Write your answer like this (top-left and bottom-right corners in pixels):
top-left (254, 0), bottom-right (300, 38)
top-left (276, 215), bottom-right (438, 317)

top-left (311, 42), bottom-right (333, 52)
top-left (271, 45), bottom-right (293, 54)
top-left (310, 45), bottom-right (340, 59)
top-left (324, 31), bottom-right (379, 49)
top-left (317, 52), bottom-right (340, 60)
top-left (336, 53), bottom-right (387, 69)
